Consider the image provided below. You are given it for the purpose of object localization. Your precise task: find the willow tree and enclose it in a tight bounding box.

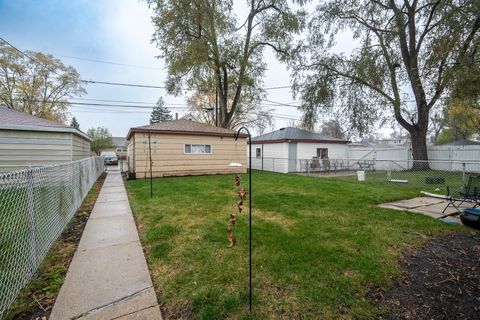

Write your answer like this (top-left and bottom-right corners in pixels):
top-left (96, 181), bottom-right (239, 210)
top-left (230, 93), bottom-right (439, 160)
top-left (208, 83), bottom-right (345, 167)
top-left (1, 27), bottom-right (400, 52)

top-left (291, 0), bottom-right (480, 165)
top-left (148, 0), bottom-right (303, 128)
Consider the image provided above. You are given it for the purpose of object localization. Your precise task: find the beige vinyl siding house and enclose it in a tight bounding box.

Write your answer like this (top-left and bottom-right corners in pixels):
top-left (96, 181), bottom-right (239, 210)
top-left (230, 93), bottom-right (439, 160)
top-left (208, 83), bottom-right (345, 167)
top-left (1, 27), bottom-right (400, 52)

top-left (127, 119), bottom-right (247, 178)
top-left (0, 106), bottom-right (92, 171)
top-left (103, 137), bottom-right (128, 159)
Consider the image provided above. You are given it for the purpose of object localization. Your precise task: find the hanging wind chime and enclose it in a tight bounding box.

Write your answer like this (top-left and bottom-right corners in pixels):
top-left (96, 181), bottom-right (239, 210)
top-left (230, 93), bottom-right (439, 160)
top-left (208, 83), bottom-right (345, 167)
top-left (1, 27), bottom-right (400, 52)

top-left (227, 173), bottom-right (248, 248)
top-left (227, 126), bottom-right (253, 312)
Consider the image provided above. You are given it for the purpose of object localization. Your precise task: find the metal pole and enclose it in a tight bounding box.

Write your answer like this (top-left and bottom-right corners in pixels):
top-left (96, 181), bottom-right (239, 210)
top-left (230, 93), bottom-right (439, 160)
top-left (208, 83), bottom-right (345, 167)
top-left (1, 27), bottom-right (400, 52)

top-left (26, 168), bottom-right (37, 276)
top-left (148, 131), bottom-right (153, 198)
top-left (215, 87), bottom-right (218, 127)
top-left (234, 127), bottom-right (252, 313)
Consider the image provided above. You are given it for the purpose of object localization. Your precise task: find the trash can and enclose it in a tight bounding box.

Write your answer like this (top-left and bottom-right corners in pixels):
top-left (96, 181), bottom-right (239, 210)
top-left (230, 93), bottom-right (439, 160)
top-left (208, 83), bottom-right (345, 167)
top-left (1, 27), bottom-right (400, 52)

top-left (357, 170), bottom-right (365, 181)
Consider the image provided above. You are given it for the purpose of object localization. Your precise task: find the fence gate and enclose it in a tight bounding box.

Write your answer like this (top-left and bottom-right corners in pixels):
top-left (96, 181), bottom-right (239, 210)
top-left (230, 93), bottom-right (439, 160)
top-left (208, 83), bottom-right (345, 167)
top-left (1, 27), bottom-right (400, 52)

top-left (288, 143), bottom-right (297, 172)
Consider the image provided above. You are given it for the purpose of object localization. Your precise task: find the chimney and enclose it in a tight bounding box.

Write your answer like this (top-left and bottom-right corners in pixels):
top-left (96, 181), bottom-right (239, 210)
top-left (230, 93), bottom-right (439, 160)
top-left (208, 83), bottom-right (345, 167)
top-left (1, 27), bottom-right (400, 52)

top-left (175, 113), bottom-right (178, 120)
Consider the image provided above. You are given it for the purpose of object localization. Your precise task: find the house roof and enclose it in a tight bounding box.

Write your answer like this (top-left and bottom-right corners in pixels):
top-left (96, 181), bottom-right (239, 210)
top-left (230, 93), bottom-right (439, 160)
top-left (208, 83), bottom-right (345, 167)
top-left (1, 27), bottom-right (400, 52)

top-left (112, 137), bottom-right (127, 147)
top-left (0, 106), bottom-right (91, 141)
top-left (127, 119), bottom-right (246, 140)
top-left (252, 127), bottom-right (349, 144)
top-left (442, 139), bottom-right (480, 146)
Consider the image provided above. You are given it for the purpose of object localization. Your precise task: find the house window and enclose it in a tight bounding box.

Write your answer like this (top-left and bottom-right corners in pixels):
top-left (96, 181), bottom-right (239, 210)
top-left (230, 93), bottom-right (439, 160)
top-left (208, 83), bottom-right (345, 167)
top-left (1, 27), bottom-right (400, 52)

top-left (316, 148), bottom-right (328, 159)
top-left (185, 144), bottom-right (212, 154)
top-left (116, 147), bottom-right (127, 152)
top-left (256, 148), bottom-right (261, 159)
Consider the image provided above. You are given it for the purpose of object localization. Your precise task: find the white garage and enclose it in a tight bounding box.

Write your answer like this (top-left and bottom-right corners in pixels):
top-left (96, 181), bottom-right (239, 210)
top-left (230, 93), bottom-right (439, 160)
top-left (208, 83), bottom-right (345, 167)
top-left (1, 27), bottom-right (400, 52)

top-left (250, 127), bottom-right (349, 173)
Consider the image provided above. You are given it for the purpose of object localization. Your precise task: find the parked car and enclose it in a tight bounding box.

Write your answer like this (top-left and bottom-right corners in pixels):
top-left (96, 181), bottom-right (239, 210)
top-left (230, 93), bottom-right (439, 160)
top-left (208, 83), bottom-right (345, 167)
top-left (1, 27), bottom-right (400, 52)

top-left (101, 151), bottom-right (118, 165)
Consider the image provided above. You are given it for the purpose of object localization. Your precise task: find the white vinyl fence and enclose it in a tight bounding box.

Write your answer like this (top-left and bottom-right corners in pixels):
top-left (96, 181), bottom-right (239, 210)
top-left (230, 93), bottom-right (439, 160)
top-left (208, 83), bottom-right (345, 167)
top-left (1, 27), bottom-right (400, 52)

top-left (0, 157), bottom-right (104, 318)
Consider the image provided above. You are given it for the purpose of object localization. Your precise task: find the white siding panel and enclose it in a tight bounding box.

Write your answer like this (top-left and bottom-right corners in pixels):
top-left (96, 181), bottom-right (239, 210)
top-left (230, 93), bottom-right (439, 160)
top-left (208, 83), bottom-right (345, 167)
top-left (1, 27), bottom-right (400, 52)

top-left (296, 143), bottom-right (348, 160)
top-left (71, 134), bottom-right (90, 160)
top-left (0, 130), bottom-right (72, 171)
top-left (250, 142), bottom-right (289, 173)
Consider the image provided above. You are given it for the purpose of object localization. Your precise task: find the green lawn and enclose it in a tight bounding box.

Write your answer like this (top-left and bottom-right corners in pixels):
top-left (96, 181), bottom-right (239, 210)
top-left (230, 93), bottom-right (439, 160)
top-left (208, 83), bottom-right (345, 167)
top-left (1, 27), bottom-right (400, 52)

top-left (126, 171), bottom-right (461, 319)
top-left (336, 169), bottom-right (468, 195)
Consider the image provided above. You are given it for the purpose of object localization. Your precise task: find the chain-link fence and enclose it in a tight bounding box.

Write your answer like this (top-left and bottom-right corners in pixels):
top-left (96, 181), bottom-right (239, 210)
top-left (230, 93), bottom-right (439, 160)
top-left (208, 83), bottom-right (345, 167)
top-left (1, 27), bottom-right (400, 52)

top-left (0, 157), bottom-right (105, 318)
top-left (251, 157), bottom-right (480, 194)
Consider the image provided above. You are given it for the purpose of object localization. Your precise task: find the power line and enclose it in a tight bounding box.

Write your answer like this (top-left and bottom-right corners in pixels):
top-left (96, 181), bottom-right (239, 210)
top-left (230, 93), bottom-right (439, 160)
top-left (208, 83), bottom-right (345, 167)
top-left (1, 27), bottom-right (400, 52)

top-left (68, 102), bottom-right (301, 120)
top-left (1, 38), bottom-right (292, 92)
top-left (56, 54), bottom-right (163, 70)
top-left (70, 97), bottom-right (185, 106)
top-left (80, 80), bottom-right (170, 89)
top-left (263, 99), bottom-right (301, 108)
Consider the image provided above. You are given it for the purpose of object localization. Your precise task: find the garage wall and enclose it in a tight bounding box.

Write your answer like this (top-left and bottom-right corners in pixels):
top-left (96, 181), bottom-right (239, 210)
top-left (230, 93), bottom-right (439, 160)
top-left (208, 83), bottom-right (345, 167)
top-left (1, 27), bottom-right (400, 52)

top-left (132, 132), bottom-right (247, 178)
top-left (250, 142), bottom-right (289, 173)
top-left (71, 134), bottom-right (91, 160)
top-left (296, 142), bottom-right (348, 160)
top-left (0, 130), bottom-right (72, 171)
top-left (127, 138), bottom-right (135, 175)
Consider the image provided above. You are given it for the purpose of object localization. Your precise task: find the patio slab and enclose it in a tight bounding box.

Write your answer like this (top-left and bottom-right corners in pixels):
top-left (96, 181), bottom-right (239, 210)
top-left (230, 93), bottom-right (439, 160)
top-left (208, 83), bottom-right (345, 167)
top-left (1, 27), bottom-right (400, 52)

top-left (387, 197), bottom-right (445, 209)
top-left (379, 196), bottom-right (463, 223)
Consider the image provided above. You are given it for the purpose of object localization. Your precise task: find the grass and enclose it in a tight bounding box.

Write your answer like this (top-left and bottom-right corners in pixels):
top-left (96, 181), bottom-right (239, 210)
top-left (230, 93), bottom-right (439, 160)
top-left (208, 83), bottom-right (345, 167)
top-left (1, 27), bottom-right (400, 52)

top-left (126, 171), bottom-right (462, 319)
top-left (335, 169), bottom-right (468, 195)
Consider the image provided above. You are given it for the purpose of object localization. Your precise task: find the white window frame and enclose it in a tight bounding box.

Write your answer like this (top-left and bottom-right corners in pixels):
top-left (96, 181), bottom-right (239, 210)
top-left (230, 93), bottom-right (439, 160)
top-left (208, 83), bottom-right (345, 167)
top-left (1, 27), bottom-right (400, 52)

top-left (184, 143), bottom-right (213, 154)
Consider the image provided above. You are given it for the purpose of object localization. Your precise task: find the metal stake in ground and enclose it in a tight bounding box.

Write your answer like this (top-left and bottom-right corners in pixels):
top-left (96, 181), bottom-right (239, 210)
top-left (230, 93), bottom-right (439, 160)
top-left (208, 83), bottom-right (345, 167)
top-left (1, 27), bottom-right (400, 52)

top-left (148, 130), bottom-right (153, 198)
top-left (234, 127), bottom-right (252, 313)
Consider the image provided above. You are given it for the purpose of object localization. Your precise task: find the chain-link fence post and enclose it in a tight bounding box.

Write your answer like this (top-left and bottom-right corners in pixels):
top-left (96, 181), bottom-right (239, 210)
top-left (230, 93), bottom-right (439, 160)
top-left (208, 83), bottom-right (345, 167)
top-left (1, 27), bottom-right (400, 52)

top-left (25, 168), bottom-right (37, 277)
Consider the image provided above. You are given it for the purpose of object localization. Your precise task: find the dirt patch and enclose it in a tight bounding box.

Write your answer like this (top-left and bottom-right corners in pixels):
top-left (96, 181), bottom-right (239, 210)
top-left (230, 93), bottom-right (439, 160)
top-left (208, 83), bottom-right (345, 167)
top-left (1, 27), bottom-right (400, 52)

top-left (374, 231), bottom-right (480, 319)
top-left (5, 172), bottom-right (106, 320)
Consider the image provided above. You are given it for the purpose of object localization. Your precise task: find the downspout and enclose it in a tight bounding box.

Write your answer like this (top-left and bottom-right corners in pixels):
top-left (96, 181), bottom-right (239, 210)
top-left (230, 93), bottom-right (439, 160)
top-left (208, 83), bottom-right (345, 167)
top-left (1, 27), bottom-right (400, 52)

top-left (261, 144), bottom-right (264, 171)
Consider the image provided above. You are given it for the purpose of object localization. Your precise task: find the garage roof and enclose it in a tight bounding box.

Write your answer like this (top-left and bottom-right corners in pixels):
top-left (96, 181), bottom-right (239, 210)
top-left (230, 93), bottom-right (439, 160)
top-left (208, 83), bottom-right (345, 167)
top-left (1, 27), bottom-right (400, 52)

top-left (252, 127), bottom-right (349, 144)
top-left (0, 106), bottom-right (91, 141)
top-left (127, 119), bottom-right (246, 139)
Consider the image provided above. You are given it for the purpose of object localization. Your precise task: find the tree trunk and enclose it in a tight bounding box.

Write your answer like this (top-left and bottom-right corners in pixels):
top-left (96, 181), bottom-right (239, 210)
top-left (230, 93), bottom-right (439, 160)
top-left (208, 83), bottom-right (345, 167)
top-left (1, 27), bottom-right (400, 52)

top-left (410, 126), bottom-right (430, 170)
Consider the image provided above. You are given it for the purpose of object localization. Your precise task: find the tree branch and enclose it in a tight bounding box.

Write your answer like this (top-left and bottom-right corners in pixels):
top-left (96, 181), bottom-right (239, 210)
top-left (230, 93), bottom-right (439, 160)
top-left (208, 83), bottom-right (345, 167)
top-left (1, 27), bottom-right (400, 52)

top-left (416, 0), bottom-right (441, 52)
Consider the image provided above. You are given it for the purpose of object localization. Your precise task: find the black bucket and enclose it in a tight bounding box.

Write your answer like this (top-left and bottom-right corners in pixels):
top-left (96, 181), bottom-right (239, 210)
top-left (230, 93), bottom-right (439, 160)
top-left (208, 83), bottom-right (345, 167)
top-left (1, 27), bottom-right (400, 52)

top-left (460, 208), bottom-right (480, 230)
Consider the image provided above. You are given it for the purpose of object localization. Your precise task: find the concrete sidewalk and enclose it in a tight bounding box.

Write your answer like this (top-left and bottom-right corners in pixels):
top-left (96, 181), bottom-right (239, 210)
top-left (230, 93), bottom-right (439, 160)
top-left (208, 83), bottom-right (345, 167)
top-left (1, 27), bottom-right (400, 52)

top-left (50, 170), bottom-right (162, 320)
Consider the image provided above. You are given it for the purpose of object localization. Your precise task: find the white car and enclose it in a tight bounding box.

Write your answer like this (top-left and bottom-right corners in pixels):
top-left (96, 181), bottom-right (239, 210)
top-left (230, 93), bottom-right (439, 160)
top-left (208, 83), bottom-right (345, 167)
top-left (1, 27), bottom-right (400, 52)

top-left (101, 151), bottom-right (118, 165)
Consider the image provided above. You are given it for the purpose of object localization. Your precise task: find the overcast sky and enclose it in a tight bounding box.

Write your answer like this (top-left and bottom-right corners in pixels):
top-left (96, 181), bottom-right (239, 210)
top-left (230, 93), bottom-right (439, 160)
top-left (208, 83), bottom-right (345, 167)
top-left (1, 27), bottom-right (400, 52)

top-left (0, 0), bottom-right (390, 138)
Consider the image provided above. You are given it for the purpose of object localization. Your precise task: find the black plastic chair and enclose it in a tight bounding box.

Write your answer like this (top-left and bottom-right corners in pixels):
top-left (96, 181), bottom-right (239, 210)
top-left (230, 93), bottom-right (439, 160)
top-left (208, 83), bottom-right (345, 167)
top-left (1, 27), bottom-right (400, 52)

top-left (443, 175), bottom-right (480, 213)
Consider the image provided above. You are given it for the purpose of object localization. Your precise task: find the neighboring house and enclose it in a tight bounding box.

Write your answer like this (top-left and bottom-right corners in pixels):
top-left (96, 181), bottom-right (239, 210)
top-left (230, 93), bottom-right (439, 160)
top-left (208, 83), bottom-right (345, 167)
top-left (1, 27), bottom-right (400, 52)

top-left (0, 106), bottom-right (91, 172)
top-left (250, 127), bottom-right (349, 173)
top-left (103, 137), bottom-right (128, 159)
top-left (126, 119), bottom-right (247, 178)
top-left (376, 136), bottom-right (410, 146)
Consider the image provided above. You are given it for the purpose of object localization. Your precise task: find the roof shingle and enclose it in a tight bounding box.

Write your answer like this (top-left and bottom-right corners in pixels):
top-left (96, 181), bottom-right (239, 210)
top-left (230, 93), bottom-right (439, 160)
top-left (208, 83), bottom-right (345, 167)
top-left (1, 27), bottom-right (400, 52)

top-left (0, 106), bottom-right (70, 128)
top-left (127, 119), bottom-right (241, 139)
top-left (252, 127), bottom-right (348, 143)
top-left (0, 106), bottom-right (91, 141)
